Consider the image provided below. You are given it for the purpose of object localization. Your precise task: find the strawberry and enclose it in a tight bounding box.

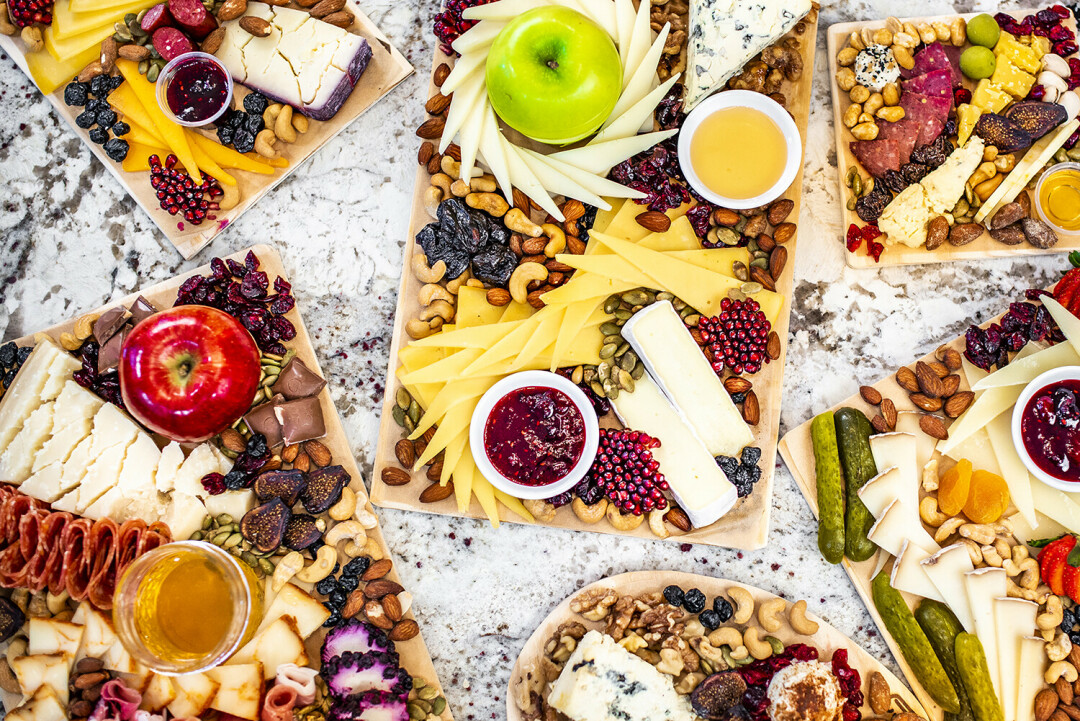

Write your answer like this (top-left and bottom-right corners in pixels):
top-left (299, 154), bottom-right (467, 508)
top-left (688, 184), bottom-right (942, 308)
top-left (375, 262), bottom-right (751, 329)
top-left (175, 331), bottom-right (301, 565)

top-left (1039, 534), bottom-right (1077, 596)
top-left (1054, 268), bottom-right (1080, 316)
top-left (1065, 563), bottom-right (1080, 604)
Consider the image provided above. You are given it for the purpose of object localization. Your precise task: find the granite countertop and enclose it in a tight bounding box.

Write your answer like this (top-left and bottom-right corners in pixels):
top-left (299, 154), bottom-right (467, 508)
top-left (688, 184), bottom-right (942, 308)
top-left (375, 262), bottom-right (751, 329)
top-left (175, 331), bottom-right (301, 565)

top-left (0, 0), bottom-right (1070, 718)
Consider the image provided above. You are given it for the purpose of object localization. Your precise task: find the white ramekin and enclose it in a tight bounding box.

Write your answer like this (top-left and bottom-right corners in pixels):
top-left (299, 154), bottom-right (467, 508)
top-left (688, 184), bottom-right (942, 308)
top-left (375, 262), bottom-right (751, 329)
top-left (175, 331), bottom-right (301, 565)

top-left (1011, 365), bottom-right (1080, 492)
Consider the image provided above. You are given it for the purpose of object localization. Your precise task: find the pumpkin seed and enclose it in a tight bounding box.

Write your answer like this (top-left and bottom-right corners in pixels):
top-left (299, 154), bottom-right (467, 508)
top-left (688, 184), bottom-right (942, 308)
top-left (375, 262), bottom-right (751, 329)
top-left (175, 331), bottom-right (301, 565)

top-left (964, 183), bottom-right (974, 205)
top-left (418, 687), bottom-right (439, 701)
top-left (571, 366), bottom-right (583, 384)
top-left (602, 334), bottom-right (622, 346)
top-left (679, 306), bottom-right (695, 319)
top-left (631, 362), bottom-right (645, 380)
top-left (864, 176), bottom-right (874, 195)
top-left (749, 257), bottom-right (769, 269)
top-left (408, 702), bottom-right (427, 719)
top-left (684, 314), bottom-right (700, 327)
top-left (656, 292), bottom-right (674, 302)
top-left (732, 261), bottom-right (749, 281)
top-left (613, 342), bottom-right (628, 357)
top-left (621, 290), bottom-right (649, 306)
top-left (202, 515), bottom-right (213, 530)
top-left (740, 282), bottom-right (763, 295)
top-left (136, 8), bottom-right (148, 21)
top-left (403, 415), bottom-right (416, 433)
top-left (396, 388), bottom-right (411, 409)
top-left (672, 298), bottom-right (686, 311)
top-left (728, 289), bottom-right (747, 302)
top-left (216, 513), bottom-right (234, 526)
top-left (700, 659), bottom-right (713, 675)
top-left (619, 351), bottom-right (637, 372)
top-left (714, 228), bottom-right (739, 246)
top-left (412, 677), bottom-right (428, 690)
top-left (734, 216), bottom-right (748, 234)
top-left (130, 24), bottom-right (147, 38)
top-left (851, 173), bottom-right (862, 196)
top-left (766, 636), bottom-right (784, 655)
top-left (599, 343), bottom-right (618, 360)
top-left (218, 523), bottom-right (238, 534)
top-left (1069, 147), bottom-right (1080, 161)
top-left (721, 647), bottom-right (737, 669)
top-left (603, 296), bottom-right (621, 314)
top-left (189, 530), bottom-right (204, 541)
top-left (582, 367), bottom-right (596, 383)
top-left (952, 198), bottom-right (970, 216)
top-left (602, 379), bottom-right (619, 399)
top-left (616, 369), bottom-right (634, 392)
top-left (599, 322), bottom-right (622, 336)
top-left (241, 551), bottom-right (259, 568)
top-left (258, 558), bottom-right (275, 576)
top-left (752, 250), bottom-right (768, 260)
top-left (613, 308), bottom-right (633, 321)
top-left (846, 197), bottom-right (857, 211)
top-left (431, 697), bottom-right (446, 715)
top-left (407, 400), bottom-right (421, 424)
top-left (223, 532), bottom-right (243, 549)
top-left (138, 58), bottom-right (150, 74)
top-left (955, 215), bottom-right (972, 224)
top-left (1056, 148), bottom-right (1070, 163)
top-left (590, 380), bottom-right (605, 398)
top-left (598, 361), bottom-right (612, 382)
top-left (212, 531), bottom-right (232, 546)
top-left (747, 239), bottom-right (759, 253)
top-left (392, 405), bottom-right (407, 427)
top-left (845, 166), bottom-right (858, 188)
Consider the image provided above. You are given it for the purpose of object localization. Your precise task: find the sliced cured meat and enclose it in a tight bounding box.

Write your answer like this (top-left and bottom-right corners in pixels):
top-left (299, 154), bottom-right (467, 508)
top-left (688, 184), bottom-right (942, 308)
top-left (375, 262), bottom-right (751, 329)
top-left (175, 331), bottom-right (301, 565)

top-left (16, 511), bottom-right (42, 566)
top-left (0, 545), bottom-right (28, 588)
top-left (850, 139), bottom-right (901, 178)
top-left (941, 45), bottom-right (964, 87)
top-left (25, 512), bottom-right (70, 593)
top-left (115, 519), bottom-right (147, 576)
top-left (900, 43), bottom-right (963, 87)
top-left (62, 518), bottom-right (93, 601)
top-left (137, 526), bottom-right (170, 557)
top-left (902, 69), bottom-right (953, 106)
top-left (878, 115), bottom-right (920, 165)
top-left (87, 518), bottom-right (119, 610)
top-left (3, 494), bottom-right (46, 544)
top-left (900, 91), bottom-right (950, 147)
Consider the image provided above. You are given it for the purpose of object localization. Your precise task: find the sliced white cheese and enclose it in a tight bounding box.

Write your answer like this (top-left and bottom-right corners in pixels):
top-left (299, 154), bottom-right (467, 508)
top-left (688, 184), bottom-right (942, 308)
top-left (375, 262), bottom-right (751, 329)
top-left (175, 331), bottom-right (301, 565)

top-left (439, 69), bottom-right (486, 155)
top-left (920, 544), bottom-right (976, 632)
top-left (115, 433), bottom-right (161, 494)
top-left (65, 437), bottom-right (135, 514)
top-left (1017, 636), bottom-right (1049, 721)
top-left (937, 385), bottom-right (1022, 456)
top-left (1044, 297), bottom-right (1080, 359)
top-left (48, 381), bottom-right (104, 435)
top-left (857, 466), bottom-right (903, 518)
top-left (1009, 510), bottom-right (1068, 544)
top-left (154, 442), bottom-right (185, 494)
top-left (10, 654), bottom-right (68, 705)
top-left (0, 342), bottom-right (61, 458)
top-left (607, 23), bottom-right (669, 123)
top-left (611, 374), bottom-right (737, 529)
top-left (867, 498), bottom-right (939, 556)
top-left (515, 149), bottom-right (607, 209)
top-left (162, 493), bottom-right (208, 544)
top-left (19, 463), bottom-right (66, 504)
top-left (208, 444), bottom-right (233, 476)
top-left (890, 541), bottom-right (945, 602)
top-left (450, 19), bottom-right (507, 55)
top-left (173, 444), bottom-right (221, 499)
top-left (456, 90), bottom-right (486, 184)
top-left (621, 0), bottom-right (652, 89)
top-left (549, 129), bottom-right (677, 175)
top-left (893, 412), bottom-right (938, 471)
top-left (75, 605), bottom-right (118, 662)
top-left (621, 302), bottom-right (753, 457)
top-left (613, 0), bottom-right (635, 69)
top-left (965, 567), bottom-right (1007, 701)
top-left (87, 403), bottom-right (140, 457)
top-left (867, 432), bottom-right (921, 530)
top-left (986, 411), bottom-right (1037, 527)
top-left (941, 427), bottom-right (1003, 476)
top-left (478, 104), bottom-right (513, 200)
top-left (994, 598), bottom-right (1039, 721)
top-left (32, 411), bottom-right (93, 475)
top-left (502, 139), bottom-right (562, 220)
top-left (39, 351), bottom-right (80, 404)
top-left (439, 51), bottom-right (485, 95)
top-left (521, 149), bottom-right (644, 202)
top-left (1031, 480), bottom-right (1080, 533)
top-left (589, 74), bottom-right (681, 145)
top-left (0, 401), bottom-right (56, 484)
top-left (27, 618), bottom-right (82, 658)
top-left (973, 341), bottom-right (1080, 390)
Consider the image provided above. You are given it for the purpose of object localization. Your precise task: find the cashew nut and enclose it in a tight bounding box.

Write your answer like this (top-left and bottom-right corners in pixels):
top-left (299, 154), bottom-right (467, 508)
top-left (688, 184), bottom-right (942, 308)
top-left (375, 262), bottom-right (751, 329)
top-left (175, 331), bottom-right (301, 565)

top-left (523, 499), bottom-right (557, 523)
top-left (744, 628), bottom-right (774, 660)
top-left (423, 186), bottom-right (443, 218)
top-left (540, 224), bottom-right (566, 257)
top-left (1046, 660), bottom-right (1079, 684)
top-left (358, 536), bottom-right (384, 560)
top-left (921, 458), bottom-right (939, 492)
top-left (292, 113), bottom-right (309, 134)
top-left (606, 503), bottom-right (644, 531)
top-left (275, 105), bottom-right (297, 143)
top-left (324, 520), bottom-right (366, 549)
top-left (329, 487), bottom-right (358, 521)
top-left (504, 208), bottom-right (543, 237)
top-left (20, 25), bottom-right (43, 52)
top-left (728, 587), bottom-right (755, 625)
top-left (675, 672), bottom-right (705, 695)
top-left (218, 182), bottom-right (241, 211)
top-left (1019, 559), bottom-right (1040, 590)
top-left (397, 591), bottom-right (413, 615)
top-left (263, 104), bottom-right (281, 127)
top-left (450, 179), bottom-right (471, 197)
top-left (272, 551), bottom-right (305, 592)
top-left (508, 262), bottom-right (548, 304)
top-left (446, 269), bottom-right (470, 295)
top-left (294, 545), bottom-right (337, 583)
top-left (405, 318), bottom-right (438, 340)
top-left (572, 497), bottom-right (607, 524)
top-left (470, 175), bottom-right (497, 192)
top-left (934, 516), bottom-right (965, 545)
top-left (466, 192), bottom-right (509, 218)
top-left (758, 598), bottom-right (785, 633)
top-left (419, 299), bottom-right (455, 323)
top-left (960, 538), bottom-right (983, 566)
top-left (788, 600), bottom-right (819, 636)
top-left (1039, 595), bottom-right (1066, 631)
top-left (419, 284), bottom-right (454, 306)
top-left (689, 636), bottom-right (726, 666)
top-left (920, 497), bottom-right (948, 527)
top-left (430, 173), bottom-right (453, 200)
top-left (440, 155), bottom-right (461, 178)
top-left (682, 618), bottom-right (706, 640)
top-left (254, 128), bottom-right (278, 159)
top-left (411, 253), bottom-right (447, 283)
top-left (707, 627), bottom-right (744, 654)
top-left (354, 505), bottom-right (379, 530)
top-left (1048, 634), bottom-right (1073, 663)
top-left (982, 545), bottom-right (1004, 568)
top-left (648, 509), bottom-right (670, 539)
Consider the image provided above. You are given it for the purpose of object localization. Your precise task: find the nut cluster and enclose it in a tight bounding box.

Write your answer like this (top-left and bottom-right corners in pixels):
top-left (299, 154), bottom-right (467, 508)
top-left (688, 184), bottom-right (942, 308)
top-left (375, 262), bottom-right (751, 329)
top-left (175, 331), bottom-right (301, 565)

top-left (68, 657), bottom-right (113, 720)
top-left (861, 346), bottom-right (972, 439)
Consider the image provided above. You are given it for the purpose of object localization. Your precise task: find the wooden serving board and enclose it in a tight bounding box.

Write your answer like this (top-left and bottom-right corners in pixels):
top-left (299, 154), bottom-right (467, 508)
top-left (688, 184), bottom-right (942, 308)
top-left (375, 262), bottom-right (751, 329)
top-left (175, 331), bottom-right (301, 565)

top-left (829, 12), bottom-right (1080, 269)
top-left (367, 10), bottom-right (819, 551)
top-left (0, 2), bottom-right (412, 259)
top-left (506, 571), bottom-right (928, 721)
top-left (9, 244), bottom-right (453, 719)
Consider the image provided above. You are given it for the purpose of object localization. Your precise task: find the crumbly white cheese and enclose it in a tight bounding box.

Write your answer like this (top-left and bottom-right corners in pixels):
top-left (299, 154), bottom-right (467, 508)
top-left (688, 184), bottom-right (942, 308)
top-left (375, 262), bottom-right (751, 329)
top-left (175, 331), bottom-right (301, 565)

top-left (854, 45), bottom-right (899, 92)
top-left (766, 661), bottom-right (845, 721)
top-left (684, 0), bottom-right (812, 110)
top-left (548, 631), bottom-right (696, 721)
top-left (878, 183), bottom-right (933, 248)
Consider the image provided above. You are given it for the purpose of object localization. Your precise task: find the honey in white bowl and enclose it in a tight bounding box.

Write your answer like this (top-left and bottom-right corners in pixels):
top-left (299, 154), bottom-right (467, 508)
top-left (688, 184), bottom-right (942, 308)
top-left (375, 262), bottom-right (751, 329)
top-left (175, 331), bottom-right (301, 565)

top-left (1038, 165), bottom-right (1080, 232)
top-left (688, 106), bottom-right (788, 201)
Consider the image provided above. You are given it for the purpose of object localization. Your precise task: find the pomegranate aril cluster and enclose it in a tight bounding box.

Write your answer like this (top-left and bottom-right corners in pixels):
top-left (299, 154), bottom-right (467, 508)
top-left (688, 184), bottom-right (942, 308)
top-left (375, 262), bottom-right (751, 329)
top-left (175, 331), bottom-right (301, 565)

top-left (149, 154), bottom-right (222, 225)
top-left (432, 0), bottom-right (496, 55)
top-left (698, 298), bottom-right (771, 375)
top-left (175, 251), bottom-right (297, 355)
top-left (8, 0), bottom-right (53, 27)
top-left (579, 429), bottom-right (668, 515)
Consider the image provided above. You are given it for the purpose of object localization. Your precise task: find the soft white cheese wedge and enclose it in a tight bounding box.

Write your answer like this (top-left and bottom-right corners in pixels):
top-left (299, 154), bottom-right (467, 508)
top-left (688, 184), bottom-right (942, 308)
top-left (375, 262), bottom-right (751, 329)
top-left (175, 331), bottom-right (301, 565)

top-left (867, 498), bottom-right (939, 556)
top-left (920, 544), bottom-right (976, 632)
top-left (889, 540), bottom-right (945, 602)
top-left (173, 444), bottom-right (221, 499)
top-left (0, 401), bottom-right (56, 484)
top-left (548, 630), bottom-right (695, 721)
top-left (994, 598), bottom-right (1038, 721)
top-left (611, 374), bottom-right (737, 528)
top-left (0, 342), bottom-right (62, 457)
top-left (1017, 636), bottom-right (1049, 721)
top-left (965, 568), bottom-right (1006, 701)
top-left (620, 301), bottom-right (752, 458)
top-left (154, 442), bottom-right (185, 493)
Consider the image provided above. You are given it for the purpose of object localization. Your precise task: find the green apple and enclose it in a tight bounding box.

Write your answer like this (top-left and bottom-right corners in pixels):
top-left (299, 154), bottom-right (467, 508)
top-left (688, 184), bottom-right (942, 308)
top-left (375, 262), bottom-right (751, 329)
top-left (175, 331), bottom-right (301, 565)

top-left (485, 6), bottom-right (622, 145)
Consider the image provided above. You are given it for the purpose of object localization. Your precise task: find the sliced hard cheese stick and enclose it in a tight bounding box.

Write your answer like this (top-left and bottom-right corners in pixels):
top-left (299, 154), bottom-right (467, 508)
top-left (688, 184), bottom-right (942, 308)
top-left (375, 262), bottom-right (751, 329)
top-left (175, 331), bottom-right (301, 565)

top-left (936, 385), bottom-right (1023, 456)
top-left (478, 105), bottom-right (514, 200)
top-left (501, 140), bottom-right (563, 220)
top-left (457, 91), bottom-right (487, 183)
top-left (605, 24), bottom-right (670, 125)
top-left (515, 150), bottom-right (607, 209)
top-left (964, 568), bottom-right (1006, 702)
top-left (1043, 297), bottom-right (1080, 358)
top-left (591, 75), bottom-right (681, 145)
top-left (439, 51), bottom-right (485, 94)
top-left (550, 130), bottom-right (677, 175)
top-left (521, 148), bottom-right (644, 201)
top-left (985, 411), bottom-right (1037, 527)
top-left (1031, 481), bottom-right (1080, 532)
top-left (439, 70), bottom-right (486, 154)
top-left (995, 598), bottom-right (1038, 721)
top-left (972, 340), bottom-right (1080, 390)
top-left (611, 374), bottom-right (737, 528)
top-left (451, 20), bottom-right (508, 55)
top-left (621, 0), bottom-right (653, 89)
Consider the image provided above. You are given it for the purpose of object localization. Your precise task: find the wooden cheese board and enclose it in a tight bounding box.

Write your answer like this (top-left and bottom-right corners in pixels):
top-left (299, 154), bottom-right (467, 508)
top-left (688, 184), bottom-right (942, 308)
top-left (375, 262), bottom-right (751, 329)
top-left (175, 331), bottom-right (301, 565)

top-left (507, 571), bottom-right (927, 721)
top-left (0, 1), bottom-right (412, 259)
top-left (3, 244), bottom-right (452, 720)
top-left (367, 5), bottom-right (819, 551)
top-left (829, 11), bottom-right (1080, 269)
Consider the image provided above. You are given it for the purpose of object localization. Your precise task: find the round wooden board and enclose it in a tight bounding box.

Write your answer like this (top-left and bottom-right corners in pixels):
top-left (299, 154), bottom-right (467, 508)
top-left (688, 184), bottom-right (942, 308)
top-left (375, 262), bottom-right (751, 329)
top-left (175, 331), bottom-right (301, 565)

top-left (506, 571), bottom-right (927, 720)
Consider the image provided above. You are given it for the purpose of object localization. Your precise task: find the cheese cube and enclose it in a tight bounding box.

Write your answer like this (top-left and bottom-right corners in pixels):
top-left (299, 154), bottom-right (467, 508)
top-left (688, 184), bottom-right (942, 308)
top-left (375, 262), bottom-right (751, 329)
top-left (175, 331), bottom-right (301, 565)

top-left (204, 489), bottom-right (255, 520)
top-left (611, 374), bottom-right (737, 529)
top-left (972, 79), bottom-right (1013, 114)
top-left (0, 401), bottom-right (56, 483)
top-left (163, 493), bottom-right (208, 540)
top-left (208, 444), bottom-right (234, 475)
top-left (620, 301), bottom-right (752, 457)
top-left (0, 342), bottom-right (62, 457)
top-left (173, 444), bottom-right (220, 498)
top-left (154, 442), bottom-right (185, 493)
top-left (995, 32), bottom-right (1041, 73)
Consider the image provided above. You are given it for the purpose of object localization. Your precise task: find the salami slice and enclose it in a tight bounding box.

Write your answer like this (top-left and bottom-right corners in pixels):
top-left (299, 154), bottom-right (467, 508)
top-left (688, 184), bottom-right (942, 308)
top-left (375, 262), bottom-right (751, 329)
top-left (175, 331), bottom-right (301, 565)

top-left (3, 494), bottom-right (45, 544)
top-left (62, 518), bottom-right (93, 601)
top-left (25, 512), bottom-right (70, 593)
top-left (87, 518), bottom-right (119, 610)
top-left (115, 519), bottom-right (147, 576)
top-left (0, 545), bottom-right (28, 588)
top-left (850, 139), bottom-right (900, 178)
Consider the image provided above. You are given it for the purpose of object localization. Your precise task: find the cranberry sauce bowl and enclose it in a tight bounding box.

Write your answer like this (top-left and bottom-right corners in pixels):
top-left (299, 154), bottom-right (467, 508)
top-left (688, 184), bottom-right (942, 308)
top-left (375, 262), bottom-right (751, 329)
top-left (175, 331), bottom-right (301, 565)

top-left (469, 371), bottom-right (599, 499)
top-left (156, 52), bottom-right (233, 127)
top-left (1012, 366), bottom-right (1080, 491)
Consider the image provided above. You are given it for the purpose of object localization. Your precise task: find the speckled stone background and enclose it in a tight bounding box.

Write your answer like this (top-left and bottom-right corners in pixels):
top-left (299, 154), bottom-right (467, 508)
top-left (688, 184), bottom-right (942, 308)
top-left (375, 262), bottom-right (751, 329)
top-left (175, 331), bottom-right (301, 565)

top-left (0, 1), bottom-right (1071, 718)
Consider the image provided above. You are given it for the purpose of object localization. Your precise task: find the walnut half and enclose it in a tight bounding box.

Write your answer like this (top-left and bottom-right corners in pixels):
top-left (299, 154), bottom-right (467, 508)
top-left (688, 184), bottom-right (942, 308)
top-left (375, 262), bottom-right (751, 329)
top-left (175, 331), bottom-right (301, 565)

top-left (570, 587), bottom-right (619, 621)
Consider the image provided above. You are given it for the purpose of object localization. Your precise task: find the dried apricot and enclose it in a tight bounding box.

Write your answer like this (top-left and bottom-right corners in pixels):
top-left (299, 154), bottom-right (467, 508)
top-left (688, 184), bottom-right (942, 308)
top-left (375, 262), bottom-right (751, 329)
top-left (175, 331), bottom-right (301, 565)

top-left (938, 458), bottom-right (972, 516)
top-left (963, 469), bottom-right (1011, 523)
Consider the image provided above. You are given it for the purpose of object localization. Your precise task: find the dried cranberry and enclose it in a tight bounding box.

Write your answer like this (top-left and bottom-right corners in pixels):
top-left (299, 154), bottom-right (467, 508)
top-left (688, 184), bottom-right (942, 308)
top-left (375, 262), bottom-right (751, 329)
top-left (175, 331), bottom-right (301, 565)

top-left (201, 472), bottom-right (226, 495)
top-left (270, 294), bottom-right (295, 314)
top-left (1055, 5), bottom-right (1071, 18)
top-left (1055, 41), bottom-right (1078, 57)
top-left (953, 87), bottom-right (972, 105)
top-left (845, 224), bottom-right (862, 252)
top-left (240, 270), bottom-right (269, 299)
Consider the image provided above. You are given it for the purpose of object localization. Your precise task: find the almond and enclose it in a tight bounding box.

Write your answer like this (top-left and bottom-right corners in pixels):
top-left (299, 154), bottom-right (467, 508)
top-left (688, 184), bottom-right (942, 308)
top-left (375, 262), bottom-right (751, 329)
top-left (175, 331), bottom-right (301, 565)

top-left (757, 234), bottom-right (776, 252)
top-left (742, 391), bottom-right (760, 425)
top-left (1052, 710), bottom-right (1071, 721)
top-left (766, 332), bottom-right (780, 360)
top-left (322, 9), bottom-right (354, 27)
top-left (949, 222), bottom-right (983, 246)
top-left (881, 398), bottom-right (897, 429)
top-left (382, 593), bottom-right (403, 622)
top-left (216, 0), bottom-right (247, 21)
top-left (636, 211), bottom-right (671, 232)
top-left (925, 215), bottom-right (949, 250)
top-left (512, 188), bottom-right (530, 212)
top-left (522, 237), bottom-right (547, 255)
top-left (767, 198), bottom-right (795, 226)
top-left (1059, 678), bottom-right (1075, 706)
top-left (426, 461), bottom-right (443, 482)
top-left (562, 199), bottom-right (586, 222)
top-left (566, 235), bottom-right (586, 254)
top-left (433, 63), bottom-right (451, 87)
top-left (362, 559), bottom-right (393, 581)
top-left (773, 222), bottom-right (797, 244)
top-left (260, 457), bottom-right (282, 472)
top-left (749, 265), bottom-right (776, 292)
top-left (308, 0), bottom-right (345, 18)
top-left (364, 599), bottom-right (394, 629)
top-left (416, 117), bottom-right (445, 139)
top-left (239, 16), bottom-right (271, 36)
top-left (486, 288), bottom-right (511, 306)
top-left (381, 467), bottom-right (412, 487)
top-left (712, 208), bottom-right (740, 226)
top-left (910, 393), bottom-right (943, 412)
top-left (871, 415), bottom-right (889, 433)
top-left (118, 44), bottom-right (151, 61)
top-left (343, 589), bottom-right (365, 619)
top-left (868, 672), bottom-right (890, 715)
top-left (1070, 644), bottom-right (1080, 670)
top-left (389, 619), bottom-right (420, 642)
top-left (859, 386), bottom-right (882, 405)
top-left (304, 440), bottom-right (332, 467)
top-left (724, 377), bottom-right (752, 394)
top-left (425, 93), bottom-right (452, 115)
top-left (895, 366), bottom-right (920, 393)
top-left (394, 439), bottom-right (415, 468)
top-left (1060, 706), bottom-right (1080, 721)
top-left (545, 259), bottom-right (574, 273)
top-left (943, 348), bottom-right (962, 370)
top-left (282, 443), bottom-right (300, 463)
top-left (199, 26), bottom-right (225, 54)
top-left (1037, 689), bottom-right (1061, 721)
top-left (220, 428), bottom-right (247, 453)
top-left (364, 579), bottom-right (405, 599)
top-left (941, 374), bottom-right (961, 397)
top-left (743, 214), bottom-right (768, 238)
top-left (944, 391), bottom-right (974, 418)
top-left (99, 36), bottom-right (118, 72)
top-left (427, 153), bottom-right (441, 175)
top-left (419, 481), bottom-right (454, 503)
top-left (664, 506), bottom-right (692, 532)
top-left (293, 451), bottom-right (310, 472)
top-left (919, 413), bottom-right (949, 440)
top-left (769, 246), bottom-right (788, 280)
top-left (915, 361), bottom-right (946, 397)
top-left (928, 361), bottom-right (949, 378)
top-left (527, 290), bottom-right (546, 309)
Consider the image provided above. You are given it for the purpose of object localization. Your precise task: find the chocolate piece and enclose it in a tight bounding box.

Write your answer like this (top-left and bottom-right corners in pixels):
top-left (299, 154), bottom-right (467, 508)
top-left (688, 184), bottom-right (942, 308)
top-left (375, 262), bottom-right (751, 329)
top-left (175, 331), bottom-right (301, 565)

top-left (244, 395), bottom-right (286, 448)
top-left (275, 396), bottom-right (326, 445)
top-left (97, 326), bottom-right (129, 375)
top-left (271, 358), bottom-right (327, 400)
top-left (93, 307), bottom-right (130, 344)
top-left (0, 598), bottom-right (25, 643)
top-left (128, 295), bottom-right (158, 325)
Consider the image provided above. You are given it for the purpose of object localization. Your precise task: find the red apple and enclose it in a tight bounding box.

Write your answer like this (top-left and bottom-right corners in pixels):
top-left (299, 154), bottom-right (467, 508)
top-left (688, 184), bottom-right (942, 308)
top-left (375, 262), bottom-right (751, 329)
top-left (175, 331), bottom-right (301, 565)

top-left (120, 305), bottom-right (261, 443)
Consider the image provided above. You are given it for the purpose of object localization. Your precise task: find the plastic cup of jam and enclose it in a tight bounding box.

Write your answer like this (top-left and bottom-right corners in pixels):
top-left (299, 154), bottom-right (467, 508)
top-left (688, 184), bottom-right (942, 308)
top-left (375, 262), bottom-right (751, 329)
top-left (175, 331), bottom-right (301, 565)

top-left (155, 51), bottom-right (233, 127)
top-left (469, 371), bottom-right (599, 499)
top-left (1012, 366), bottom-right (1080, 491)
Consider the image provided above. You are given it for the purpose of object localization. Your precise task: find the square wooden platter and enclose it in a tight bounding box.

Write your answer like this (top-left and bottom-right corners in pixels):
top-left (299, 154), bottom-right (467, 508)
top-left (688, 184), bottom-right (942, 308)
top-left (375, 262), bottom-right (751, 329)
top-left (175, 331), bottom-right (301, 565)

top-left (0, 1), bottom-right (412, 259)
top-left (367, 11), bottom-right (818, 551)
top-left (7, 244), bottom-right (452, 717)
top-left (829, 12), bottom-right (1080, 269)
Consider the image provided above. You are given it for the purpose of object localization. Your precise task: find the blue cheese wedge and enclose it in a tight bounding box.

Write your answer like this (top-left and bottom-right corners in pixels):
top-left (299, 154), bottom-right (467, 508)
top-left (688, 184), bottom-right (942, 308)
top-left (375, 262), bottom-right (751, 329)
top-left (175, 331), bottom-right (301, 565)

top-left (215, 3), bottom-right (372, 120)
top-left (684, 0), bottom-right (812, 110)
top-left (548, 630), bottom-right (695, 721)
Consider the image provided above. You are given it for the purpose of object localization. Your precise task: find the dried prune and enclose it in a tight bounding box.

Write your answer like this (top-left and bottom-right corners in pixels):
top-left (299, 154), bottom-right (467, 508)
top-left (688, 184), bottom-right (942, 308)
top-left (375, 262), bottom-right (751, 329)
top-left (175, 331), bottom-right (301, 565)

top-left (471, 244), bottom-right (517, 286)
top-left (415, 198), bottom-right (512, 281)
top-left (901, 162), bottom-right (929, 185)
top-left (879, 169), bottom-right (908, 195)
top-left (855, 185), bottom-right (890, 223)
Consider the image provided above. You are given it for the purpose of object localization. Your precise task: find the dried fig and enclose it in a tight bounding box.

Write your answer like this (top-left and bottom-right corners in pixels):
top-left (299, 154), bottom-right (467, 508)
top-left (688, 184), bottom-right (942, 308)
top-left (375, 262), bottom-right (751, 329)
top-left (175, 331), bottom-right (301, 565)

top-left (253, 469), bottom-right (307, 506)
top-left (300, 465), bottom-right (349, 514)
top-left (241, 498), bottom-right (291, 552)
top-left (282, 514), bottom-right (321, 550)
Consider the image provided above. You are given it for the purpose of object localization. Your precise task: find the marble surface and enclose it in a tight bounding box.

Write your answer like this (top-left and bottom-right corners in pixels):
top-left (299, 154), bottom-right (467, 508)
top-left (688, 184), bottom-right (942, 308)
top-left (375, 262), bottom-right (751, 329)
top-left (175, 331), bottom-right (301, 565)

top-left (0, 0), bottom-right (1073, 718)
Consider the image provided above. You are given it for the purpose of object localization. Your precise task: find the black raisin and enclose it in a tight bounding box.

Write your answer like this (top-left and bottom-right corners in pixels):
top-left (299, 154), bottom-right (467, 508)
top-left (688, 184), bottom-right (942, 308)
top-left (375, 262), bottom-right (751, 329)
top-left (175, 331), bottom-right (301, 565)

top-left (328, 589), bottom-right (348, 608)
top-left (243, 92), bottom-right (270, 115)
top-left (90, 75), bottom-right (113, 98)
top-left (76, 110), bottom-right (97, 129)
top-left (663, 585), bottom-right (685, 607)
top-left (716, 456), bottom-right (739, 479)
top-left (730, 391), bottom-right (746, 404)
top-left (343, 556), bottom-right (370, 577)
top-left (338, 574), bottom-right (359, 593)
top-left (104, 138), bottom-right (129, 162)
top-left (714, 597), bottom-right (734, 622)
top-left (243, 112), bottom-right (264, 135)
top-left (855, 185), bottom-right (890, 223)
top-left (223, 469), bottom-right (248, 490)
top-left (217, 126), bottom-right (234, 145)
top-left (96, 109), bottom-right (118, 128)
top-left (85, 97), bottom-right (107, 113)
top-left (15, 347), bottom-right (30, 364)
top-left (741, 447), bottom-right (761, 466)
top-left (233, 130), bottom-right (256, 154)
top-left (323, 611), bottom-right (342, 628)
top-left (699, 609), bottom-right (721, 630)
top-left (64, 81), bottom-right (90, 106)
top-left (111, 121), bottom-right (130, 136)
top-left (88, 128), bottom-right (109, 144)
top-left (0, 343), bottom-right (15, 367)
top-left (315, 577), bottom-right (339, 596)
top-left (683, 588), bottom-right (706, 613)
top-left (1062, 607), bottom-right (1076, 634)
top-left (110, 76), bottom-right (124, 91)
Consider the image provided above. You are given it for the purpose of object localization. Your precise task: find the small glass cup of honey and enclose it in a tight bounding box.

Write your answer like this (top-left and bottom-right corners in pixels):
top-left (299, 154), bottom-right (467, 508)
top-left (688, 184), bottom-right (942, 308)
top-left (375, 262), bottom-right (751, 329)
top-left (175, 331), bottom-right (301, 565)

top-left (1036, 161), bottom-right (1080, 236)
top-left (113, 541), bottom-right (264, 674)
